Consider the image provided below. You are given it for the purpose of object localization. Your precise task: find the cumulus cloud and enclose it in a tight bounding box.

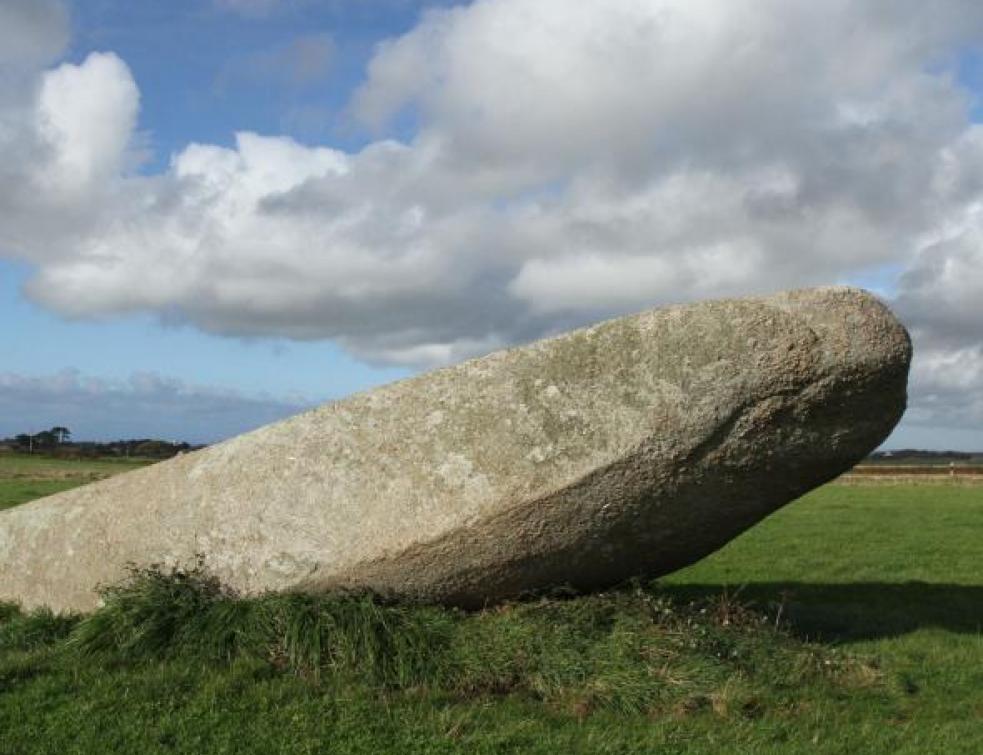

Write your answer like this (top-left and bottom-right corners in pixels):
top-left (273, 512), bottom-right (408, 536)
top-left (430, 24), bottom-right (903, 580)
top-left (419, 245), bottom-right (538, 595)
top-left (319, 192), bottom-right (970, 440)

top-left (906, 346), bottom-right (983, 430)
top-left (894, 199), bottom-right (983, 349)
top-left (35, 52), bottom-right (140, 195)
top-left (0, 51), bottom-right (140, 262)
top-left (0, 370), bottom-right (311, 443)
top-left (2, 0), bottom-right (983, 436)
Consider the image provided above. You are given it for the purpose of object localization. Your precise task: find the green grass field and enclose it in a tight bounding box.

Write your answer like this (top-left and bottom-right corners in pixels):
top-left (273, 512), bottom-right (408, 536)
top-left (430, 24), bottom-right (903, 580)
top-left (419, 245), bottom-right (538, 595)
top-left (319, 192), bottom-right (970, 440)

top-left (0, 455), bottom-right (149, 511)
top-left (0, 458), bottom-right (980, 754)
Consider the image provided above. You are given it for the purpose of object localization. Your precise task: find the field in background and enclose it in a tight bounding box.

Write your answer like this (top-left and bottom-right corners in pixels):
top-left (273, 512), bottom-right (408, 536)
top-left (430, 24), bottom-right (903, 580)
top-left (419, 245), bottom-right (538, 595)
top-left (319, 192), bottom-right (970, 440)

top-left (0, 455), bottom-right (150, 511)
top-left (0, 460), bottom-right (981, 753)
top-left (843, 464), bottom-right (983, 484)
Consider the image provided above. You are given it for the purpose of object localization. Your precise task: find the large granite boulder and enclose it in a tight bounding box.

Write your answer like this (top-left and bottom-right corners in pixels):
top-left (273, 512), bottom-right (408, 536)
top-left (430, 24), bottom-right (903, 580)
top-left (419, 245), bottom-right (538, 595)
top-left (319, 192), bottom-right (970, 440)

top-left (0, 287), bottom-right (910, 613)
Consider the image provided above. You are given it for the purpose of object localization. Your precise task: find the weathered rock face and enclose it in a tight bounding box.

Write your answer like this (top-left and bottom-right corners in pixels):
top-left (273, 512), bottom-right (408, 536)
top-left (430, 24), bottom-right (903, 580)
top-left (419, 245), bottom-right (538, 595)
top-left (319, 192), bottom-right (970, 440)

top-left (0, 287), bottom-right (910, 613)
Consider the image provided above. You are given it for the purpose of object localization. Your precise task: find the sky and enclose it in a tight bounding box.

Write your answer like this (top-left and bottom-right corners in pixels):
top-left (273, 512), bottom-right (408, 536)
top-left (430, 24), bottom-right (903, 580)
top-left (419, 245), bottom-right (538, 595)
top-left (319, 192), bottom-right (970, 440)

top-left (1, 0), bottom-right (982, 448)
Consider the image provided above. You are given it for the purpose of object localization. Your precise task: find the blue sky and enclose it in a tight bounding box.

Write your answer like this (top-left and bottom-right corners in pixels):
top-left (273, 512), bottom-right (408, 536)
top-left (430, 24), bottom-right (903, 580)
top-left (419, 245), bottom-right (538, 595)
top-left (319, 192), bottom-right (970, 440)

top-left (1, 0), bottom-right (436, 441)
top-left (2, 0), bottom-right (983, 448)
top-left (67, 1), bottom-right (454, 164)
top-left (3, 259), bottom-right (406, 393)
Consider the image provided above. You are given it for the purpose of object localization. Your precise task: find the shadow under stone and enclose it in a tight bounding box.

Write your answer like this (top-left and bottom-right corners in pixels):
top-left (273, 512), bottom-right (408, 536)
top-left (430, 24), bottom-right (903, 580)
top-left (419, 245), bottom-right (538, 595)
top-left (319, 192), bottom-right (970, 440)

top-left (656, 581), bottom-right (983, 642)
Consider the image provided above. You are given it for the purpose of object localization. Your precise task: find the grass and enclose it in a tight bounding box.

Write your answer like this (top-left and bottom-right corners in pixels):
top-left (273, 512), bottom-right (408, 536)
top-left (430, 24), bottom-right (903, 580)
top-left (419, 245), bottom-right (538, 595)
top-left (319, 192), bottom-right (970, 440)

top-left (0, 453), bottom-right (150, 479)
top-left (0, 571), bottom-right (894, 754)
top-left (0, 454), bottom-right (150, 511)
top-left (0, 465), bottom-right (981, 753)
top-left (0, 480), bottom-right (82, 511)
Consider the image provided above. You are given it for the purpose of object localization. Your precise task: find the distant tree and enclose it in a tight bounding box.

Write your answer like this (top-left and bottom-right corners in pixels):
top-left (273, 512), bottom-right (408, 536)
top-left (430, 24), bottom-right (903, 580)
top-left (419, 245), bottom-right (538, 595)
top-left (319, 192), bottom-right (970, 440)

top-left (33, 430), bottom-right (57, 450)
top-left (50, 426), bottom-right (72, 444)
top-left (135, 440), bottom-right (167, 457)
top-left (6, 432), bottom-right (195, 458)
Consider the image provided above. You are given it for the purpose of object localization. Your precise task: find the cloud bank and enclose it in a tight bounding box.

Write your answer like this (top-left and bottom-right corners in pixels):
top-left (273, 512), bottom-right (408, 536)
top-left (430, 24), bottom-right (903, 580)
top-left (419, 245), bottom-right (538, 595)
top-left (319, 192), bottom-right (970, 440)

top-left (0, 369), bottom-right (310, 444)
top-left (2, 0), bottom-right (983, 437)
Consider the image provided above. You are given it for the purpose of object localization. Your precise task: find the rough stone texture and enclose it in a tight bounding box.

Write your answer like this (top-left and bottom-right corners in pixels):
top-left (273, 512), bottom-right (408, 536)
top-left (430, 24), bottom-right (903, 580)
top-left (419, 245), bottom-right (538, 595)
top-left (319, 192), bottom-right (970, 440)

top-left (0, 287), bottom-right (911, 613)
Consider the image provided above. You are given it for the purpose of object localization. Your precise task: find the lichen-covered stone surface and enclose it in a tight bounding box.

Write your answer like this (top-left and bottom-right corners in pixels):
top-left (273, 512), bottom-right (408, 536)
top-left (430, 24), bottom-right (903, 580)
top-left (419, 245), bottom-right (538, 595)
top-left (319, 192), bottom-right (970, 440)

top-left (0, 287), bottom-right (910, 613)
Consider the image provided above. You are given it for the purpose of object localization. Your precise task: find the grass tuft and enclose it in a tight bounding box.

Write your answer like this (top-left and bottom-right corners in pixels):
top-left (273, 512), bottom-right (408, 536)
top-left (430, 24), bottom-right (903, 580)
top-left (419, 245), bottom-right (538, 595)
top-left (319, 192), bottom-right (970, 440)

top-left (67, 563), bottom-right (455, 687)
top-left (0, 604), bottom-right (78, 652)
top-left (0, 602), bottom-right (20, 624)
top-left (68, 562), bottom-right (234, 660)
top-left (264, 592), bottom-right (454, 684)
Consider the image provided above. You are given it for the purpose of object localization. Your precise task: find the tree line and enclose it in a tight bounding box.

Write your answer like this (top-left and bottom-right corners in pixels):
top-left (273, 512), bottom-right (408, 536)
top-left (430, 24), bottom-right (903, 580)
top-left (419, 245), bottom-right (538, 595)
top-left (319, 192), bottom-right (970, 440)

top-left (1, 427), bottom-right (198, 460)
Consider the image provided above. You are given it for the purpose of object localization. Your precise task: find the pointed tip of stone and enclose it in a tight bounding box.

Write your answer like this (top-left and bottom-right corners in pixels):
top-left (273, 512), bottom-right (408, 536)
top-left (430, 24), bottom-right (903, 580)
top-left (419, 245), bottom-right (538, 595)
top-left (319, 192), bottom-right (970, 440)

top-left (767, 285), bottom-right (912, 368)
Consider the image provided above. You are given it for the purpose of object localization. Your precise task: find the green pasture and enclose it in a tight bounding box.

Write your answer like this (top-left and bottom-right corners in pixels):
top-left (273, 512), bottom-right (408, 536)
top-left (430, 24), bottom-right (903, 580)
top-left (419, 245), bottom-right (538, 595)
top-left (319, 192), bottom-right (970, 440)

top-left (0, 453), bottom-right (149, 480)
top-left (0, 454), bottom-right (149, 511)
top-left (0, 459), bottom-right (980, 754)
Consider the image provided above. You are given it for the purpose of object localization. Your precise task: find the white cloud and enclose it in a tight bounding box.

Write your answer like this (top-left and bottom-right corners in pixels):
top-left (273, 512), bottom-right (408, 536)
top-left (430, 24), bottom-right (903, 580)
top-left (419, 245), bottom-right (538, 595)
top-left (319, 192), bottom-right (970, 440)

top-left (0, 51), bottom-right (139, 263)
top-left (906, 346), bottom-right (983, 429)
top-left (36, 52), bottom-right (140, 196)
top-left (894, 198), bottom-right (983, 349)
top-left (2, 0), bottom-right (983, 436)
